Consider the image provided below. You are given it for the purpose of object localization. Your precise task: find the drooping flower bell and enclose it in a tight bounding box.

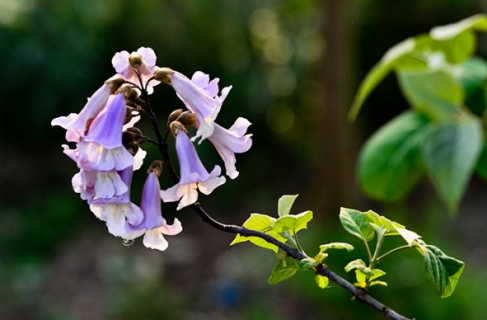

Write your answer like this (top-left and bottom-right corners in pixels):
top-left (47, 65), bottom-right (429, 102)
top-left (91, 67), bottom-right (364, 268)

top-left (160, 124), bottom-right (226, 210)
top-left (90, 167), bottom-right (145, 240)
top-left (77, 93), bottom-right (134, 172)
top-left (128, 171), bottom-right (183, 251)
top-left (51, 83), bottom-right (112, 142)
top-left (72, 169), bottom-right (129, 200)
top-left (208, 118), bottom-right (253, 179)
top-left (155, 69), bottom-right (231, 143)
top-left (112, 47), bottom-right (159, 93)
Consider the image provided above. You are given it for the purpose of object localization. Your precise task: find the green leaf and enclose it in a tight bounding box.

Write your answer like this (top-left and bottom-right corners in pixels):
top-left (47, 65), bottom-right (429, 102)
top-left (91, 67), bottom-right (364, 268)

top-left (365, 210), bottom-right (420, 245)
top-left (369, 280), bottom-right (388, 287)
top-left (475, 143), bottom-right (487, 182)
top-left (430, 14), bottom-right (487, 40)
top-left (398, 68), bottom-right (464, 121)
top-left (420, 244), bottom-right (465, 298)
top-left (319, 242), bottom-right (354, 253)
top-left (268, 257), bottom-right (299, 285)
top-left (358, 111), bottom-right (430, 202)
top-left (355, 269), bottom-right (386, 282)
top-left (299, 257), bottom-right (318, 270)
top-left (274, 211), bottom-right (313, 235)
top-left (230, 214), bottom-right (286, 252)
top-left (451, 57), bottom-right (487, 115)
top-left (339, 208), bottom-right (375, 242)
top-left (344, 259), bottom-right (373, 275)
top-left (278, 194), bottom-right (299, 217)
top-left (315, 274), bottom-right (329, 289)
top-left (422, 118), bottom-right (483, 212)
top-left (349, 38), bottom-right (417, 121)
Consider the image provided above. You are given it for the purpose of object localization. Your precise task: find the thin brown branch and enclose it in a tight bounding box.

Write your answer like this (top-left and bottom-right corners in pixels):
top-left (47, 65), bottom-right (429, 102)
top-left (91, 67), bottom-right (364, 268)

top-left (142, 88), bottom-right (413, 320)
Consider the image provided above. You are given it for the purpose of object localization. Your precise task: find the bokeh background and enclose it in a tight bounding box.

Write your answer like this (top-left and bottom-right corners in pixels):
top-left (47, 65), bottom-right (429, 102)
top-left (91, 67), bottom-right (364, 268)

top-left (1, 0), bottom-right (487, 319)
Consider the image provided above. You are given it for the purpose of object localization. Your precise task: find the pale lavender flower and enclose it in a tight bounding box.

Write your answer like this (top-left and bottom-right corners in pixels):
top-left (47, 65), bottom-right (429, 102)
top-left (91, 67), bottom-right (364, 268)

top-left (128, 172), bottom-right (182, 251)
top-left (90, 167), bottom-right (145, 240)
top-left (51, 83), bottom-right (111, 142)
top-left (208, 118), bottom-right (253, 179)
top-left (72, 170), bottom-right (128, 200)
top-left (112, 47), bottom-right (159, 93)
top-left (167, 70), bottom-right (231, 143)
top-left (160, 130), bottom-right (226, 210)
top-left (77, 93), bottom-right (134, 172)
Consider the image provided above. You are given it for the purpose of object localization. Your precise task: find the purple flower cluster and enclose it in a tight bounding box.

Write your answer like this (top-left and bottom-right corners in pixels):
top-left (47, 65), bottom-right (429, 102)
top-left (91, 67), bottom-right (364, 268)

top-left (52, 47), bottom-right (252, 251)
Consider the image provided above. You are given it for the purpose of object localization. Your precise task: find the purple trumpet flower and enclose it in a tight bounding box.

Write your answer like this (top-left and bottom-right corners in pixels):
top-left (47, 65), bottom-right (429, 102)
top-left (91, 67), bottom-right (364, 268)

top-left (208, 118), bottom-right (253, 179)
top-left (72, 169), bottom-right (128, 200)
top-left (163, 70), bottom-right (231, 143)
top-left (128, 172), bottom-right (182, 251)
top-left (160, 130), bottom-right (226, 210)
top-left (51, 83), bottom-right (111, 142)
top-left (90, 167), bottom-right (145, 240)
top-left (77, 93), bottom-right (134, 172)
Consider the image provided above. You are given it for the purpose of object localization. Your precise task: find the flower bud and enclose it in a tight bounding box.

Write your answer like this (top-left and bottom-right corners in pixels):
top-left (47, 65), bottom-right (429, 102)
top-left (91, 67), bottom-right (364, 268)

top-left (105, 76), bottom-right (126, 94)
top-left (178, 111), bottom-right (198, 127)
top-left (153, 67), bottom-right (174, 85)
top-left (129, 52), bottom-right (142, 68)
top-left (124, 87), bottom-right (139, 102)
top-left (148, 160), bottom-right (164, 177)
top-left (167, 109), bottom-right (184, 125)
top-left (169, 121), bottom-right (187, 137)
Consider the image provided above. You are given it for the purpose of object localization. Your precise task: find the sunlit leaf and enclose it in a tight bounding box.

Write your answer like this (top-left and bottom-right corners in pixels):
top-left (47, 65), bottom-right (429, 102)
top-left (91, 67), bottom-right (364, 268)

top-left (315, 274), bottom-right (329, 289)
top-left (278, 194), bottom-right (298, 217)
top-left (430, 14), bottom-right (487, 40)
top-left (339, 208), bottom-right (375, 242)
top-left (268, 257), bottom-right (299, 285)
top-left (344, 259), bottom-right (373, 275)
top-left (359, 111), bottom-right (430, 202)
top-left (319, 242), bottom-right (354, 253)
top-left (274, 210), bottom-right (313, 235)
top-left (230, 214), bottom-right (285, 252)
top-left (422, 118), bottom-right (483, 212)
top-left (398, 68), bottom-right (464, 120)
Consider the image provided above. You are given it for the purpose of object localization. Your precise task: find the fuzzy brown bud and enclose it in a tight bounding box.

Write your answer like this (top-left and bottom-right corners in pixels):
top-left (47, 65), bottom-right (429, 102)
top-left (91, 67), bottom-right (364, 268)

top-left (169, 121), bottom-right (187, 137)
top-left (129, 52), bottom-right (142, 68)
top-left (167, 109), bottom-right (184, 125)
top-left (148, 160), bottom-right (164, 177)
top-left (153, 67), bottom-right (174, 85)
top-left (105, 77), bottom-right (126, 94)
top-left (178, 111), bottom-right (198, 127)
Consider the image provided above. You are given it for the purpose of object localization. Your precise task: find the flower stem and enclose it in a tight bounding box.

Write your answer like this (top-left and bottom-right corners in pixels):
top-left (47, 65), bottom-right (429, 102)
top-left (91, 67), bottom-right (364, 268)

top-left (377, 245), bottom-right (414, 263)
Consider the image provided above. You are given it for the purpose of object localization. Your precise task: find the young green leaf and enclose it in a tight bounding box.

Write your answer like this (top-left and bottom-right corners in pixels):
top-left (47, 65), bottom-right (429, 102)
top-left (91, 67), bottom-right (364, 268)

top-left (366, 210), bottom-right (420, 245)
top-left (398, 68), bottom-right (464, 121)
top-left (268, 257), bottom-right (299, 285)
top-left (349, 38), bottom-right (417, 121)
top-left (319, 242), bottom-right (354, 253)
top-left (339, 208), bottom-right (375, 242)
top-left (344, 259), bottom-right (373, 275)
top-left (422, 118), bottom-right (483, 213)
top-left (355, 269), bottom-right (387, 289)
top-left (299, 257), bottom-right (319, 270)
top-left (278, 194), bottom-right (299, 217)
top-left (274, 211), bottom-right (313, 235)
top-left (358, 111), bottom-right (430, 202)
top-left (315, 274), bottom-right (329, 289)
top-left (230, 214), bottom-right (286, 252)
top-left (419, 244), bottom-right (465, 298)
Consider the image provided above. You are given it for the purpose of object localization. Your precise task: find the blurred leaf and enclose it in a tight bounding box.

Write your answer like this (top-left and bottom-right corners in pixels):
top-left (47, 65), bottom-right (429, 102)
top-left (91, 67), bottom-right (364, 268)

top-left (319, 242), bottom-right (354, 253)
top-left (339, 208), bottom-right (375, 242)
top-left (419, 244), bottom-right (465, 298)
top-left (475, 143), bottom-right (487, 181)
top-left (398, 68), bottom-right (464, 120)
top-left (359, 111), bottom-right (430, 202)
top-left (315, 274), bottom-right (329, 289)
top-left (451, 57), bottom-right (487, 115)
top-left (430, 14), bottom-right (487, 40)
top-left (355, 269), bottom-right (386, 282)
top-left (268, 257), bottom-right (299, 285)
top-left (422, 118), bottom-right (483, 212)
top-left (349, 38), bottom-right (417, 121)
top-left (278, 194), bottom-right (298, 217)
top-left (299, 257), bottom-right (319, 270)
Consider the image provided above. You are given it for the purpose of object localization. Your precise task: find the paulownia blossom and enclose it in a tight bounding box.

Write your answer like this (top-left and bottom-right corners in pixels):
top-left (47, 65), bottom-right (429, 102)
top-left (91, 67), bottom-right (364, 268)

top-left (161, 128), bottom-right (226, 210)
top-left (51, 83), bottom-right (112, 142)
top-left (155, 69), bottom-right (231, 143)
top-left (208, 118), bottom-right (253, 179)
top-left (72, 169), bottom-right (129, 200)
top-left (128, 171), bottom-right (183, 251)
top-left (112, 47), bottom-right (159, 93)
top-left (77, 93), bottom-right (134, 172)
top-left (90, 167), bottom-right (145, 240)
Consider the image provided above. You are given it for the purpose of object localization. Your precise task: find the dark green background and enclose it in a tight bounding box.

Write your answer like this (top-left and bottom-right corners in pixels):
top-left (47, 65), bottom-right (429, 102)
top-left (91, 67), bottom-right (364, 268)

top-left (1, 0), bottom-right (486, 319)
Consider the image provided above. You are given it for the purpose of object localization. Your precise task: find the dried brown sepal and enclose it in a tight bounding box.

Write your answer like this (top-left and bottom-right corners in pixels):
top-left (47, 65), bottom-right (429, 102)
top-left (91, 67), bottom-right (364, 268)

top-left (153, 67), bottom-right (175, 85)
top-left (148, 160), bottom-right (164, 177)
top-left (167, 109), bottom-right (184, 125)
top-left (169, 121), bottom-right (187, 137)
top-left (105, 77), bottom-right (126, 94)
